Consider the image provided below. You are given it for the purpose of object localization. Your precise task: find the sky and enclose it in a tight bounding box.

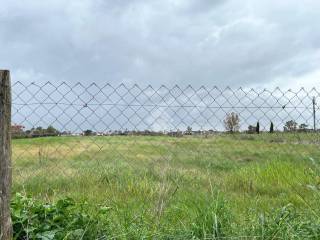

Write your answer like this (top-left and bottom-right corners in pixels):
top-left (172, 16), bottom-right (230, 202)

top-left (2, 0), bottom-right (320, 132)
top-left (1, 0), bottom-right (320, 89)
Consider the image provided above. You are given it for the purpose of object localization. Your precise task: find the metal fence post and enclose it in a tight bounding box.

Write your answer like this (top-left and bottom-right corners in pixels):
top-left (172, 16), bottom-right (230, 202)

top-left (0, 70), bottom-right (12, 240)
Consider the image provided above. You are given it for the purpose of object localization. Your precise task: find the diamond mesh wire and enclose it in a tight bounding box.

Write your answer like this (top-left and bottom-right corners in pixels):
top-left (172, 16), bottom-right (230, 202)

top-left (11, 83), bottom-right (320, 175)
top-left (10, 82), bottom-right (320, 202)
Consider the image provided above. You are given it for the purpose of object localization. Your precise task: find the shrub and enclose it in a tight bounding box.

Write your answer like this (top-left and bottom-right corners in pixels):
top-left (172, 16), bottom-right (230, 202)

top-left (11, 194), bottom-right (106, 239)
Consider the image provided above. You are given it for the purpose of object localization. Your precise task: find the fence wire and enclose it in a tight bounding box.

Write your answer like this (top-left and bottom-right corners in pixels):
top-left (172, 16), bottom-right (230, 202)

top-left (10, 81), bottom-right (320, 239)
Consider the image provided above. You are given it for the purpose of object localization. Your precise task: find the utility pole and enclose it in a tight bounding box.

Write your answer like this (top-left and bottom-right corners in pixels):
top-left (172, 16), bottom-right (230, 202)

top-left (313, 96), bottom-right (316, 132)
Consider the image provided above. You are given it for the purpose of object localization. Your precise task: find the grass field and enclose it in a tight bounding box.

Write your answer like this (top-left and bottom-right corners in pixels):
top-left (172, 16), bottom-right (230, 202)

top-left (11, 133), bottom-right (320, 239)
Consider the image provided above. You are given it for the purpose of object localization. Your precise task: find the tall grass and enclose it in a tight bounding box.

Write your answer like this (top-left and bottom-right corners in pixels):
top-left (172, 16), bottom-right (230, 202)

top-left (11, 133), bottom-right (320, 239)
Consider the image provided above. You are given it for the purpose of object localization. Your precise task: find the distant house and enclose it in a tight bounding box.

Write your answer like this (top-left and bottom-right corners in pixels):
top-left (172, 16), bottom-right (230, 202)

top-left (168, 130), bottom-right (183, 137)
top-left (191, 130), bottom-right (202, 135)
top-left (60, 131), bottom-right (72, 136)
top-left (11, 124), bottom-right (25, 137)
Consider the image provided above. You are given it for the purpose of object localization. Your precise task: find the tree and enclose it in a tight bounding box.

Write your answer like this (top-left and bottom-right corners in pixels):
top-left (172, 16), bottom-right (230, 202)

top-left (46, 125), bottom-right (58, 135)
top-left (33, 126), bottom-right (44, 136)
top-left (270, 122), bottom-right (274, 133)
top-left (284, 120), bottom-right (298, 132)
top-left (11, 124), bottom-right (25, 135)
top-left (83, 129), bottom-right (93, 136)
top-left (256, 121), bottom-right (260, 134)
top-left (224, 112), bottom-right (240, 133)
top-left (186, 126), bottom-right (192, 135)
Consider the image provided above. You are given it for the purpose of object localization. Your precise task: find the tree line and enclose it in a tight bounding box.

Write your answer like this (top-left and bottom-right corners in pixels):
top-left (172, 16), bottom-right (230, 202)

top-left (11, 112), bottom-right (317, 139)
top-left (224, 112), bottom-right (316, 133)
top-left (11, 125), bottom-right (60, 138)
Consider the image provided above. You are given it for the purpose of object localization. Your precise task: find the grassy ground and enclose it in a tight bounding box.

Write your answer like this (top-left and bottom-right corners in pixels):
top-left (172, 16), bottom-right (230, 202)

top-left (12, 133), bottom-right (320, 239)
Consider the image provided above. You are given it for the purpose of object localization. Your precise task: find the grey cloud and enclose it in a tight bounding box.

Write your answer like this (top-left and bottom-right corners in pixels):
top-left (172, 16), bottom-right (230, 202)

top-left (0, 0), bottom-right (320, 88)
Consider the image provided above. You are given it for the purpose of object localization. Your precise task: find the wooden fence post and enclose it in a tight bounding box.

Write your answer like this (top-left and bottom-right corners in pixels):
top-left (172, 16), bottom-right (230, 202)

top-left (0, 70), bottom-right (12, 240)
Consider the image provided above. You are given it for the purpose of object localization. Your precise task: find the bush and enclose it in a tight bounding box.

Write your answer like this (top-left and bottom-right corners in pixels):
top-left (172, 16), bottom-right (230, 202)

top-left (11, 194), bottom-right (106, 240)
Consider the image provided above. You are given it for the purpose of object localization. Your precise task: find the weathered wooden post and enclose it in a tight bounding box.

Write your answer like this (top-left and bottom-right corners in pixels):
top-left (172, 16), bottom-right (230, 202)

top-left (0, 70), bottom-right (12, 240)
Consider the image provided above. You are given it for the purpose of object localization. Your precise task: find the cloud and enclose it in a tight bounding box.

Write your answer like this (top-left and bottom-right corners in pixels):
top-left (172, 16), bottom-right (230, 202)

top-left (0, 0), bottom-right (320, 88)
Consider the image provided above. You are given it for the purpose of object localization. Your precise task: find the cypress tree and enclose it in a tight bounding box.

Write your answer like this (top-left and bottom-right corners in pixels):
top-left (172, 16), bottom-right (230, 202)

top-left (270, 122), bottom-right (274, 133)
top-left (256, 121), bottom-right (260, 134)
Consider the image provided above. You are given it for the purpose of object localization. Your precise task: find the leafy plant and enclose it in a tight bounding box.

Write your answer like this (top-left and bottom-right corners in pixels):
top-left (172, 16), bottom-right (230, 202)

top-left (11, 193), bottom-right (107, 240)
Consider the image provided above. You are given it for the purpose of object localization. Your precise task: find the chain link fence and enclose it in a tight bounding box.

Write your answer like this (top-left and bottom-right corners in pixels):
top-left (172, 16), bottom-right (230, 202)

top-left (12, 82), bottom-right (319, 131)
top-left (9, 81), bottom-right (320, 239)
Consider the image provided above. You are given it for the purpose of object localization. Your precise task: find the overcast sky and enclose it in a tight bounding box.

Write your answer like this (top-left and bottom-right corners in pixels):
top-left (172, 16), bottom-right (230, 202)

top-left (1, 0), bottom-right (320, 89)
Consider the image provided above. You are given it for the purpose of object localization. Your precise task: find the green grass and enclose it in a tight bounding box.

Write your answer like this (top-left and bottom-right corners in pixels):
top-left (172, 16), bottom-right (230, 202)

top-left (12, 133), bottom-right (320, 239)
